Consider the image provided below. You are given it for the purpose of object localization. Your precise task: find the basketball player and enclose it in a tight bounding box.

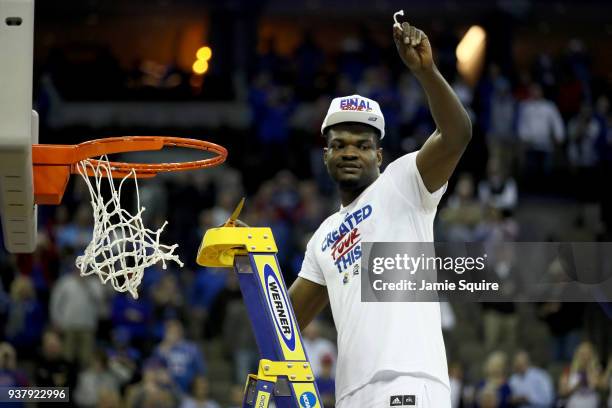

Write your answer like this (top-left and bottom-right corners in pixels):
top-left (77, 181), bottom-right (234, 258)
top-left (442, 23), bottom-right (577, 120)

top-left (288, 21), bottom-right (472, 407)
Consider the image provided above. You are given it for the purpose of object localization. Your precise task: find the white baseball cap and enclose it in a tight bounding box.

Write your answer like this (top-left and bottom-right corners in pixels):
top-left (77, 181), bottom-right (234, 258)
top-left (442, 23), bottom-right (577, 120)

top-left (321, 94), bottom-right (386, 139)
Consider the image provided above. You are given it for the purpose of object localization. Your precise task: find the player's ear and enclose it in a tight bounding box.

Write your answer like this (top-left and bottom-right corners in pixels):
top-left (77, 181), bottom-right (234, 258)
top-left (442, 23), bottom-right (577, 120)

top-left (323, 147), bottom-right (329, 165)
top-left (376, 148), bottom-right (383, 167)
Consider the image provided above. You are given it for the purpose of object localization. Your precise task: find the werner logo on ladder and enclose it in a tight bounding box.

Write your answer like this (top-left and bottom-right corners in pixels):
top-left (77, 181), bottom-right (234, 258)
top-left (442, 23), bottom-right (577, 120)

top-left (265, 267), bottom-right (297, 350)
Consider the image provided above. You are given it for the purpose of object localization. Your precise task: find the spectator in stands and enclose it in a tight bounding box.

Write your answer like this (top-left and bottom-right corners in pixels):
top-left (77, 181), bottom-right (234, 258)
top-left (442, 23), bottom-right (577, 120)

top-left (270, 170), bottom-right (301, 222)
top-left (106, 327), bottom-right (140, 387)
top-left (513, 70), bottom-right (533, 102)
top-left (256, 38), bottom-right (286, 78)
top-left (268, 171), bottom-right (301, 265)
top-left (111, 292), bottom-right (153, 350)
top-left (154, 319), bottom-right (206, 393)
top-left (357, 66), bottom-right (401, 147)
top-left (567, 103), bottom-right (602, 199)
top-left (440, 173), bottom-right (483, 242)
top-left (222, 298), bottom-right (258, 384)
top-left (251, 82), bottom-right (295, 177)
top-left (317, 354), bottom-right (336, 408)
top-left (477, 158), bottom-right (518, 214)
top-left (210, 190), bottom-right (240, 227)
top-left (509, 350), bottom-right (555, 407)
top-left (558, 341), bottom-right (601, 407)
top-left (532, 53), bottom-right (556, 95)
top-left (97, 389), bottom-right (122, 408)
top-left (601, 109), bottom-right (612, 237)
top-left (53, 204), bottom-right (93, 251)
top-left (125, 357), bottom-right (181, 408)
top-left (151, 273), bottom-right (186, 338)
top-left (0, 278), bottom-right (9, 324)
top-left (74, 349), bottom-right (120, 407)
top-left (556, 60), bottom-right (585, 121)
top-left (228, 384), bottom-right (245, 408)
top-left (486, 74), bottom-right (518, 172)
top-left (568, 103), bottom-right (602, 170)
top-left (16, 231), bottom-right (58, 296)
top-left (295, 180), bottom-right (327, 234)
top-left (0, 342), bottom-right (28, 387)
top-left (477, 232), bottom-right (519, 353)
top-left (302, 320), bottom-right (337, 379)
top-left (398, 73), bottom-right (425, 137)
top-left (34, 329), bottom-right (76, 389)
top-left (452, 74), bottom-right (474, 111)
top-left (293, 31), bottom-right (325, 100)
top-left (0, 343), bottom-right (28, 408)
top-left (138, 180), bottom-right (168, 229)
top-left (538, 266), bottom-right (584, 362)
top-left (517, 83), bottom-right (565, 175)
top-left (474, 205), bottom-right (519, 247)
top-left (188, 265), bottom-right (227, 340)
top-left (50, 268), bottom-right (104, 366)
top-left (476, 351), bottom-right (512, 408)
top-left (207, 269), bottom-right (242, 338)
top-left (478, 384), bottom-right (500, 408)
top-left (180, 375), bottom-right (220, 408)
top-left (5, 275), bottom-right (45, 358)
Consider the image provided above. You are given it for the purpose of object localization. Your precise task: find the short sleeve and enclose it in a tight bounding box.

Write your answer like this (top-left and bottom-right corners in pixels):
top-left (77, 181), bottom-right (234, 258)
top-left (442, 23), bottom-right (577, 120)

top-left (298, 235), bottom-right (326, 286)
top-left (385, 151), bottom-right (447, 211)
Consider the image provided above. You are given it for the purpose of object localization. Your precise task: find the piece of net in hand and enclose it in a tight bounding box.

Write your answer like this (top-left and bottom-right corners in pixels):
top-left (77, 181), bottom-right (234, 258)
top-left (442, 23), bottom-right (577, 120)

top-left (75, 156), bottom-right (183, 299)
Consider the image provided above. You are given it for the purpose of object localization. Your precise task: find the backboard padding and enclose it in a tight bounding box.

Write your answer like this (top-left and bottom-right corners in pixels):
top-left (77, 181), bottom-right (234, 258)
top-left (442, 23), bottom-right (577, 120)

top-left (0, 0), bottom-right (37, 253)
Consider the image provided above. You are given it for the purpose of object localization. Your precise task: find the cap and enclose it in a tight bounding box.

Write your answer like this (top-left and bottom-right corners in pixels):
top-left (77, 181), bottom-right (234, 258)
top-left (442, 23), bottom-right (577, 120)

top-left (321, 94), bottom-right (386, 139)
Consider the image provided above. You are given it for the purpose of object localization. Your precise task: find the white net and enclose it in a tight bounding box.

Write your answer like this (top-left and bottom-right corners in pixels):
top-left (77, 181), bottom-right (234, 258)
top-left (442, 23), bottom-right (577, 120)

top-left (75, 156), bottom-right (183, 299)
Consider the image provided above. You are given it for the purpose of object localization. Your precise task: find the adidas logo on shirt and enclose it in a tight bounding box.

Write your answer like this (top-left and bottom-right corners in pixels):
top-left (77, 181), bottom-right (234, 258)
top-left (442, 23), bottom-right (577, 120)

top-left (390, 395), bottom-right (417, 406)
top-left (390, 396), bottom-right (403, 406)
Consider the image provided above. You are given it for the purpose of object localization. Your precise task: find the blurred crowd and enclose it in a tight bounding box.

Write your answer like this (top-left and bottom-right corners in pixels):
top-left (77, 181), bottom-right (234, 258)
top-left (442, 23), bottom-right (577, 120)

top-left (1, 19), bottom-right (611, 408)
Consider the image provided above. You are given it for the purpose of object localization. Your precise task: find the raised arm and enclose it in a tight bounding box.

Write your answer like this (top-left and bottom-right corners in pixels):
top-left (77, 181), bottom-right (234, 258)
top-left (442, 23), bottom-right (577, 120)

top-left (393, 21), bottom-right (472, 192)
top-left (289, 277), bottom-right (329, 330)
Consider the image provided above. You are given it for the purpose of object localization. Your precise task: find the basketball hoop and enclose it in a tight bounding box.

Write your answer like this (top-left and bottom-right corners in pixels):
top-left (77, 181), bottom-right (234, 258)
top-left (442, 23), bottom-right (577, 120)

top-left (32, 136), bottom-right (228, 298)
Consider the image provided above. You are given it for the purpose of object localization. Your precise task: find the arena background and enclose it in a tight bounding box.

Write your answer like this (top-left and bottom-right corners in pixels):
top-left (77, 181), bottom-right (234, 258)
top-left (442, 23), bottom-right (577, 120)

top-left (1, 0), bottom-right (611, 406)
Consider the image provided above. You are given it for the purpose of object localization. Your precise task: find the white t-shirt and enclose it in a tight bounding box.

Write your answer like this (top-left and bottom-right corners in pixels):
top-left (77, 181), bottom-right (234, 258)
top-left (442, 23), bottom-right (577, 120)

top-left (299, 151), bottom-right (450, 401)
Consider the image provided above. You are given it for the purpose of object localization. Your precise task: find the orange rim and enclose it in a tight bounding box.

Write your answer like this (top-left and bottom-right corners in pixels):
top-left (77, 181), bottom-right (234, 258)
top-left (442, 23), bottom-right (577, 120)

top-left (79, 136), bottom-right (227, 176)
top-left (33, 136), bottom-right (228, 175)
top-left (32, 136), bottom-right (228, 205)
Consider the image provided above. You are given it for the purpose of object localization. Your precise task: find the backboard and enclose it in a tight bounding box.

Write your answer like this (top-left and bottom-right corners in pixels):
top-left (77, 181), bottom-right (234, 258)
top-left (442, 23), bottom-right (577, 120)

top-left (0, 0), bottom-right (37, 253)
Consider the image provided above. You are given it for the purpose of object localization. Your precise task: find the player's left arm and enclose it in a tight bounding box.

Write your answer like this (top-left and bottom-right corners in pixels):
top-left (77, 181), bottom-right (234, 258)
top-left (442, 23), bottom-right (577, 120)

top-left (394, 21), bottom-right (472, 192)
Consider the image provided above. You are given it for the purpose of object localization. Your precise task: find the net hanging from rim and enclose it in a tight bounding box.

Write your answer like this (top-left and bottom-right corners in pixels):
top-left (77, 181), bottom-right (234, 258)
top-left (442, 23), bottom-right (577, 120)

top-left (75, 156), bottom-right (183, 299)
top-left (32, 136), bottom-right (227, 298)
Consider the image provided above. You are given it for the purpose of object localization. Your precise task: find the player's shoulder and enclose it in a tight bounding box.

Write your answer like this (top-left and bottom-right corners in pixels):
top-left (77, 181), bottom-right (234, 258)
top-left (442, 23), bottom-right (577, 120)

top-left (383, 151), bottom-right (419, 175)
top-left (378, 151), bottom-right (420, 190)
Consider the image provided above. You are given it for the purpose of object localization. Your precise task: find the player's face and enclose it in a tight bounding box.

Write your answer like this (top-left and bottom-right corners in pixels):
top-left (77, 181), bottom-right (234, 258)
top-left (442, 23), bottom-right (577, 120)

top-left (324, 124), bottom-right (382, 190)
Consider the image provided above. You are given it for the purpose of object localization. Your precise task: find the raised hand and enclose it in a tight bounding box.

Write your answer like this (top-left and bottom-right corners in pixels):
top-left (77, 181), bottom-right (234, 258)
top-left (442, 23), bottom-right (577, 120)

top-left (393, 21), bottom-right (434, 74)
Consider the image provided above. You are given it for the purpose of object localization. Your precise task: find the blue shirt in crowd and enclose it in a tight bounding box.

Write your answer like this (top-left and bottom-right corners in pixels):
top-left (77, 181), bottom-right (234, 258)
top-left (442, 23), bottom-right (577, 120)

top-left (154, 341), bottom-right (206, 392)
top-left (509, 367), bottom-right (555, 407)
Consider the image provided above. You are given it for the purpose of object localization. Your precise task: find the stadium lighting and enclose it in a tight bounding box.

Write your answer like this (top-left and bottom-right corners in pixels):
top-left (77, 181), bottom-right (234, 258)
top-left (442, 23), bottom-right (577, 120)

top-left (456, 25), bottom-right (486, 85)
top-left (456, 25), bottom-right (486, 63)
top-left (192, 46), bottom-right (212, 76)
top-left (192, 60), bottom-right (209, 75)
top-left (196, 46), bottom-right (212, 61)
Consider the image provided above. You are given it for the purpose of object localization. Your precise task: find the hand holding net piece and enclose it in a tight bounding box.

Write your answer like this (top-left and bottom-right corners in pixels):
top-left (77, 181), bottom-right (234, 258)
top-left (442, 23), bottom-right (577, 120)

top-left (75, 157), bottom-right (183, 299)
